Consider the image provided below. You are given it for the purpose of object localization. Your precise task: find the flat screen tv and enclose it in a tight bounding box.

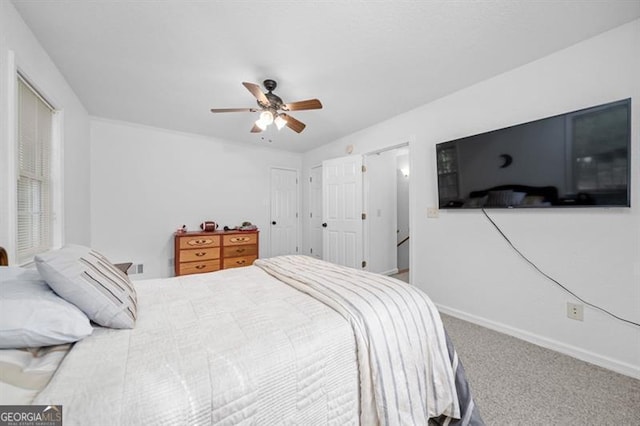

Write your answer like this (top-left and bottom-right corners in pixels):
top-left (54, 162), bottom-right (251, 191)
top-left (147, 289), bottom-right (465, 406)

top-left (436, 99), bottom-right (631, 209)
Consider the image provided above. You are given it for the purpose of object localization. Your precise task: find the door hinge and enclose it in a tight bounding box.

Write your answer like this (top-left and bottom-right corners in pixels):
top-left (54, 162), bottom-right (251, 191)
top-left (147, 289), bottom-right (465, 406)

top-left (296, 246), bottom-right (299, 252)
top-left (310, 248), bottom-right (313, 254)
top-left (296, 178), bottom-right (298, 184)
top-left (362, 213), bottom-right (367, 220)
top-left (310, 212), bottom-right (313, 218)
top-left (362, 260), bottom-right (367, 268)
top-left (361, 165), bottom-right (367, 173)
top-left (296, 212), bottom-right (298, 218)
top-left (309, 177), bottom-right (312, 183)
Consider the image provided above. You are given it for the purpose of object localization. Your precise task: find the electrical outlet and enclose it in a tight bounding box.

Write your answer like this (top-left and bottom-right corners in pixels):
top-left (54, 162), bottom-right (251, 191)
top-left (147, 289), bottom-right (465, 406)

top-left (127, 263), bottom-right (144, 275)
top-left (427, 207), bottom-right (439, 218)
top-left (567, 302), bottom-right (584, 321)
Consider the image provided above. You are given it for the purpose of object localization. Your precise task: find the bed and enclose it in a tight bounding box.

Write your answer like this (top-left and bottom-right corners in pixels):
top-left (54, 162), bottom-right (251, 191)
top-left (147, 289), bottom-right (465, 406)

top-left (0, 246), bottom-right (483, 425)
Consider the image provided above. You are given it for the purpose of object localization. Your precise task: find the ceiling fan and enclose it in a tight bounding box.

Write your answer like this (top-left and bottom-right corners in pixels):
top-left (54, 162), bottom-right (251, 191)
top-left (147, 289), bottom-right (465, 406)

top-left (210, 79), bottom-right (322, 134)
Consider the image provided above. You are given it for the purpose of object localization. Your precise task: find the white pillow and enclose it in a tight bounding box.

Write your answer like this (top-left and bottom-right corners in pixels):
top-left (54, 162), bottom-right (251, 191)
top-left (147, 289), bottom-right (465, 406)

top-left (0, 267), bottom-right (93, 348)
top-left (35, 245), bottom-right (137, 329)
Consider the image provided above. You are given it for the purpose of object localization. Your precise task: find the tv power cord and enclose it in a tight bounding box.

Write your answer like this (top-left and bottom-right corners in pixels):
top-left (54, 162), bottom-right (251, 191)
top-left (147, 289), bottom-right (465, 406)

top-left (482, 208), bottom-right (640, 328)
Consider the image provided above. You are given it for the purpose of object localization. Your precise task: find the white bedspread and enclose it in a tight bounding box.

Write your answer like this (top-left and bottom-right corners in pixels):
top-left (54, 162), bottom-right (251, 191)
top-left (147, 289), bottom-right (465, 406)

top-left (33, 266), bottom-right (359, 425)
top-left (255, 256), bottom-right (460, 426)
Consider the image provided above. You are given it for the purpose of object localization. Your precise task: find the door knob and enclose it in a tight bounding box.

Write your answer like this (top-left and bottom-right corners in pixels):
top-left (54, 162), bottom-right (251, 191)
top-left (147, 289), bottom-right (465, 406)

top-left (271, 221), bottom-right (276, 225)
top-left (322, 223), bottom-right (327, 228)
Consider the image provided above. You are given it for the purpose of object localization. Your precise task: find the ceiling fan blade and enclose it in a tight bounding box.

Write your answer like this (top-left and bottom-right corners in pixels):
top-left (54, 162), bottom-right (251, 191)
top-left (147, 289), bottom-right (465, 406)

top-left (281, 113), bottom-right (306, 133)
top-left (250, 123), bottom-right (263, 133)
top-left (242, 82), bottom-right (270, 106)
top-left (283, 99), bottom-right (323, 111)
top-left (210, 108), bottom-right (257, 113)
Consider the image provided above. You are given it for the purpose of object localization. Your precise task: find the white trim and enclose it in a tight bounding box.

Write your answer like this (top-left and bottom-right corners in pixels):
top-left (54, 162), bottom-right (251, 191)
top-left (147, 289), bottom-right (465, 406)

top-left (308, 164), bottom-right (323, 258)
top-left (436, 304), bottom-right (640, 379)
top-left (51, 108), bottom-right (64, 249)
top-left (362, 154), bottom-right (370, 271)
top-left (17, 72), bottom-right (55, 111)
top-left (406, 135), bottom-right (415, 286)
top-left (1, 50), bottom-right (17, 264)
top-left (364, 141), bottom-right (410, 156)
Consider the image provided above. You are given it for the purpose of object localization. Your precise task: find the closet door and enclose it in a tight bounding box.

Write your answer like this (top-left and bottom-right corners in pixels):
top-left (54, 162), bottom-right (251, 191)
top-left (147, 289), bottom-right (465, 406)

top-left (322, 155), bottom-right (363, 269)
top-left (270, 168), bottom-right (299, 257)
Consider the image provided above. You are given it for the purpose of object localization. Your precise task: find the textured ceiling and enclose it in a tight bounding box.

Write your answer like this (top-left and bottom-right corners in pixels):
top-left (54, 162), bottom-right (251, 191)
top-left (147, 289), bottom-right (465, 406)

top-left (11, 0), bottom-right (640, 152)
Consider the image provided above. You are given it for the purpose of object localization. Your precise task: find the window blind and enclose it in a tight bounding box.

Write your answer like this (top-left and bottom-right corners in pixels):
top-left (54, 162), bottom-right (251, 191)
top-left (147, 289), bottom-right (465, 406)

top-left (17, 76), bottom-right (54, 264)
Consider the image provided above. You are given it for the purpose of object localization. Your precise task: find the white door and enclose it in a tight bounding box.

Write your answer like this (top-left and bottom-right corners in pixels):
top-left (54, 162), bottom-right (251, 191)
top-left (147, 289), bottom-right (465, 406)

top-left (270, 168), bottom-right (298, 257)
top-left (322, 155), bottom-right (363, 268)
top-left (364, 150), bottom-right (398, 274)
top-left (309, 165), bottom-right (323, 259)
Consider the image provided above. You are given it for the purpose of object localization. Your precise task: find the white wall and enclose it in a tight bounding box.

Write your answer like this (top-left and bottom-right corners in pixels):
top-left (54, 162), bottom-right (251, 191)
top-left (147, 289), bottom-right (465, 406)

top-left (90, 118), bottom-right (302, 279)
top-left (302, 20), bottom-right (640, 377)
top-left (0, 1), bottom-right (91, 262)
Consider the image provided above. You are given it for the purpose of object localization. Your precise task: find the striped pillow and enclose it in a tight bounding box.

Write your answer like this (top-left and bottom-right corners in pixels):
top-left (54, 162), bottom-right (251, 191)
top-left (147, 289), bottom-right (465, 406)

top-left (35, 245), bottom-right (137, 329)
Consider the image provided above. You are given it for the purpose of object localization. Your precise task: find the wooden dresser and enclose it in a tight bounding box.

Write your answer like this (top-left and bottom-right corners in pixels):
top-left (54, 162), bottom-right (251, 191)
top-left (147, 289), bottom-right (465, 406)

top-left (174, 230), bottom-right (259, 276)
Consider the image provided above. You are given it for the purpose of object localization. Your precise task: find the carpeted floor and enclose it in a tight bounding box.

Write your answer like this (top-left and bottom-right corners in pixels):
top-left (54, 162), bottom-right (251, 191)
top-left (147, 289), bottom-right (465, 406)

top-left (440, 314), bottom-right (640, 425)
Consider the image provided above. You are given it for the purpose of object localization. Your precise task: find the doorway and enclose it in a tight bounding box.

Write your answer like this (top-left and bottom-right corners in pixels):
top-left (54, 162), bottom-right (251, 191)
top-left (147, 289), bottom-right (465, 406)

top-left (363, 144), bottom-right (410, 277)
top-left (318, 143), bottom-right (410, 277)
top-left (395, 148), bottom-right (410, 282)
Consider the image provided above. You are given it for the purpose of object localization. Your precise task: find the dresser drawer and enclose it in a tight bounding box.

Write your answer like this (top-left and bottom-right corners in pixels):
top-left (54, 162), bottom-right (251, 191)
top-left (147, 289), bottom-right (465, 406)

top-left (178, 235), bottom-right (220, 250)
top-left (223, 233), bottom-right (257, 246)
top-left (175, 231), bottom-right (258, 276)
top-left (180, 247), bottom-right (220, 262)
top-left (223, 245), bottom-right (257, 258)
top-left (223, 255), bottom-right (257, 269)
top-left (178, 259), bottom-right (221, 275)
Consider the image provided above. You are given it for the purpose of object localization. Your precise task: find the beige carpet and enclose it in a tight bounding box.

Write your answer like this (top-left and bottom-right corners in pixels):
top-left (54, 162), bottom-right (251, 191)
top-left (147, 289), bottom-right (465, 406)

top-left (440, 313), bottom-right (640, 425)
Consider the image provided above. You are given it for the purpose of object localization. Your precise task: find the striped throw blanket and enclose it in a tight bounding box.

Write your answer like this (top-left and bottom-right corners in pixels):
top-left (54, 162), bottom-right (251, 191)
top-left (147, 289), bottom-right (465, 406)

top-left (255, 256), bottom-right (462, 425)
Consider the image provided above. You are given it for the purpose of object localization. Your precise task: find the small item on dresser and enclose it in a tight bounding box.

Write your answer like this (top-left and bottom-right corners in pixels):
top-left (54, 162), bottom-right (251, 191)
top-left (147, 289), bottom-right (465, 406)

top-left (200, 221), bottom-right (218, 232)
top-left (176, 225), bottom-right (187, 234)
top-left (239, 221), bottom-right (258, 231)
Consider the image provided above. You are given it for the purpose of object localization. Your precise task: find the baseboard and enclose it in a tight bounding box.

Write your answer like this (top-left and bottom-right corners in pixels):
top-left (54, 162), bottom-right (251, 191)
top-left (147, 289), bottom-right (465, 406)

top-left (380, 268), bottom-right (399, 276)
top-left (436, 304), bottom-right (640, 380)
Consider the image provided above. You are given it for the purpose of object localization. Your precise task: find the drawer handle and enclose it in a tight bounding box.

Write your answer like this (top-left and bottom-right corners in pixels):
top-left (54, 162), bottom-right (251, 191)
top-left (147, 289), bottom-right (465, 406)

top-left (195, 264), bottom-right (206, 270)
top-left (236, 260), bottom-right (246, 265)
top-left (189, 239), bottom-right (212, 246)
top-left (235, 248), bottom-right (245, 253)
top-left (195, 252), bottom-right (206, 257)
top-left (230, 237), bottom-right (250, 243)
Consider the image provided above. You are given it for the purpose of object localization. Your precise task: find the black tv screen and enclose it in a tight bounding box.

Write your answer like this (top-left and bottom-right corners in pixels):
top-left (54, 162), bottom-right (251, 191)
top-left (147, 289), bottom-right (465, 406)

top-left (436, 99), bottom-right (631, 209)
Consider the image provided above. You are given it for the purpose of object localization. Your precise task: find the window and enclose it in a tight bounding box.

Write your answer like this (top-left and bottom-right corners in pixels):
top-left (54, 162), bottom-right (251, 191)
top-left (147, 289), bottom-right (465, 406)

top-left (436, 144), bottom-right (459, 202)
top-left (570, 103), bottom-right (629, 194)
top-left (16, 75), bottom-right (55, 264)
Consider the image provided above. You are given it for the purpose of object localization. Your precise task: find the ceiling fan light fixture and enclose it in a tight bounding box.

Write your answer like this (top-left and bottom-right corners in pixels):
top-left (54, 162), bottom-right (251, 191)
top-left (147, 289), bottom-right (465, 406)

top-left (274, 114), bottom-right (286, 130)
top-left (255, 118), bottom-right (268, 131)
top-left (260, 110), bottom-right (274, 126)
top-left (210, 80), bottom-right (321, 135)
